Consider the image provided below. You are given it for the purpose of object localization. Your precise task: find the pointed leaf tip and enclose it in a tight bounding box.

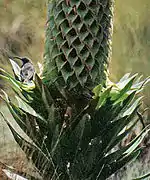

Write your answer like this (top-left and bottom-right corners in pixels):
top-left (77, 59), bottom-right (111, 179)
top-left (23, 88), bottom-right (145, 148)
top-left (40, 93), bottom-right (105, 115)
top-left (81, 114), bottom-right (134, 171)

top-left (9, 58), bottom-right (21, 81)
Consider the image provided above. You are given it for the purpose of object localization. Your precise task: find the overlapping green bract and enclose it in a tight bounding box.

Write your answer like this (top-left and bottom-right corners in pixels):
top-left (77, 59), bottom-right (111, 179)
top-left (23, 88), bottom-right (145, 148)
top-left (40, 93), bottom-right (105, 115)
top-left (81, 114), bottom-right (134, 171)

top-left (43, 0), bottom-right (114, 91)
top-left (1, 68), bottom-right (150, 180)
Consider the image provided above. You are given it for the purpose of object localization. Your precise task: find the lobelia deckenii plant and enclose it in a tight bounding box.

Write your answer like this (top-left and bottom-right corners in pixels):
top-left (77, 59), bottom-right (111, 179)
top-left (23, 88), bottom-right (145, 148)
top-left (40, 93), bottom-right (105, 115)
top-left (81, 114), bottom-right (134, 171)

top-left (0, 0), bottom-right (150, 180)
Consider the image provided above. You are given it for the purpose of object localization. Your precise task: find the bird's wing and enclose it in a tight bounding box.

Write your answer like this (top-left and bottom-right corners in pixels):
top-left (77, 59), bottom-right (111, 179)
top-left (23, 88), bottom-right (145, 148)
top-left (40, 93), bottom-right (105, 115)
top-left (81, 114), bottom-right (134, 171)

top-left (9, 58), bottom-right (21, 81)
top-left (20, 62), bottom-right (35, 81)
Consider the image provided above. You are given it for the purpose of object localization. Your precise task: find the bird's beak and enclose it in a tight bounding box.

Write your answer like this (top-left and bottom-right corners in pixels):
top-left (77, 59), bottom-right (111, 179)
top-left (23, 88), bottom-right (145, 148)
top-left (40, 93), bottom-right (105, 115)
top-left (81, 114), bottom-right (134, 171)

top-left (7, 56), bottom-right (22, 61)
top-left (12, 56), bottom-right (22, 60)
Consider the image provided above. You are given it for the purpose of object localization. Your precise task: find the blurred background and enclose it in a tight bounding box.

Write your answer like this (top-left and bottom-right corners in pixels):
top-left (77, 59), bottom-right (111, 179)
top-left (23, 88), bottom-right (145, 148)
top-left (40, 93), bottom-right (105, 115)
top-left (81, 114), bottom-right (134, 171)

top-left (111, 0), bottom-right (150, 110)
top-left (0, 0), bottom-right (150, 179)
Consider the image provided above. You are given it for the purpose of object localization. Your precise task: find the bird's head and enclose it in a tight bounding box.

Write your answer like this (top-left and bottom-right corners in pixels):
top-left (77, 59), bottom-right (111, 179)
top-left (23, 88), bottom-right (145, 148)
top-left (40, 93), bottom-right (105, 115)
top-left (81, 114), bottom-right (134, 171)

top-left (13, 56), bottom-right (31, 65)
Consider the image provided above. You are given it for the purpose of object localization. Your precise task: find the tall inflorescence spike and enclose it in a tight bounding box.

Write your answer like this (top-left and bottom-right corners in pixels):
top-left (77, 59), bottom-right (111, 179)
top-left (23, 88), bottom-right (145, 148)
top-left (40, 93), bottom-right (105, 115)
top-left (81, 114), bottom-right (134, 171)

top-left (43, 0), bottom-right (114, 92)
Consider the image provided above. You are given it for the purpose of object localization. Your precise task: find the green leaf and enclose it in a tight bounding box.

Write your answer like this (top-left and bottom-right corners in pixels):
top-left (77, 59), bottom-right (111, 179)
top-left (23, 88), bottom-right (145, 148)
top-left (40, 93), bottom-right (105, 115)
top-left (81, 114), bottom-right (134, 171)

top-left (106, 118), bottom-right (139, 153)
top-left (15, 96), bottom-right (45, 122)
top-left (92, 84), bottom-right (102, 98)
top-left (9, 57), bottom-right (21, 81)
top-left (124, 125), bottom-right (150, 155)
top-left (117, 73), bottom-right (131, 85)
top-left (1, 114), bottom-right (56, 178)
top-left (122, 97), bottom-right (143, 117)
top-left (102, 148), bottom-right (141, 179)
top-left (41, 84), bottom-right (53, 111)
top-left (96, 87), bottom-right (112, 109)
top-left (113, 74), bottom-right (138, 104)
top-left (132, 172), bottom-right (150, 180)
top-left (104, 125), bottom-right (150, 167)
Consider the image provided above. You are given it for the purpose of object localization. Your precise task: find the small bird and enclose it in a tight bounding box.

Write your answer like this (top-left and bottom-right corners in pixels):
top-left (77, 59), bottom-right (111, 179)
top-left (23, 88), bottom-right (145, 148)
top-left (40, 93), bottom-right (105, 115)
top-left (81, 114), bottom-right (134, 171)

top-left (9, 56), bottom-right (35, 83)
